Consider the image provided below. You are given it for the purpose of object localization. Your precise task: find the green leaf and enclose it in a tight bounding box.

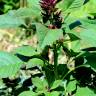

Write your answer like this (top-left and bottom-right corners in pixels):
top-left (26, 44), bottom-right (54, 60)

top-left (67, 24), bottom-right (96, 51)
top-left (80, 28), bottom-right (96, 49)
top-left (64, 40), bottom-right (81, 52)
top-left (78, 19), bottom-right (96, 49)
top-left (11, 0), bottom-right (41, 20)
top-left (26, 58), bottom-right (44, 69)
top-left (32, 77), bottom-right (48, 91)
top-left (4, 5), bottom-right (12, 13)
top-left (18, 91), bottom-right (36, 96)
top-left (28, 0), bottom-right (40, 12)
top-left (76, 87), bottom-right (96, 96)
top-left (57, 0), bottom-right (84, 13)
top-left (28, 0), bottom-right (41, 20)
top-left (51, 80), bottom-right (62, 90)
top-left (0, 51), bottom-right (23, 78)
top-left (83, 0), bottom-right (96, 14)
top-left (80, 18), bottom-right (96, 30)
top-left (15, 7), bottom-right (41, 19)
top-left (36, 23), bottom-right (63, 49)
top-left (50, 91), bottom-right (60, 96)
top-left (0, 0), bottom-right (41, 29)
top-left (45, 91), bottom-right (60, 96)
top-left (13, 45), bottom-right (38, 57)
top-left (70, 0), bottom-right (96, 18)
top-left (0, 10), bottom-right (24, 28)
top-left (66, 80), bottom-right (77, 92)
top-left (72, 40), bottom-right (80, 51)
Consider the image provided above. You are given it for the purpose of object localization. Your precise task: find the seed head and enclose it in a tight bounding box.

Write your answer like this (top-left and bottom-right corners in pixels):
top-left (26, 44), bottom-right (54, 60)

top-left (40, 0), bottom-right (57, 12)
top-left (40, 0), bottom-right (63, 28)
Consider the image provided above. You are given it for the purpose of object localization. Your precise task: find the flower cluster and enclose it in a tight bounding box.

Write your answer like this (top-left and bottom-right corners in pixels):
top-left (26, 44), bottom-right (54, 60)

top-left (40, 0), bottom-right (57, 12)
top-left (40, 0), bottom-right (63, 29)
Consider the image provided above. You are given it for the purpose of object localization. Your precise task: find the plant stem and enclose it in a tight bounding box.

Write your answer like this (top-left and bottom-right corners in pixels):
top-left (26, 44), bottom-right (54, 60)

top-left (62, 65), bottom-right (86, 80)
top-left (20, 0), bottom-right (27, 8)
top-left (53, 44), bottom-right (58, 79)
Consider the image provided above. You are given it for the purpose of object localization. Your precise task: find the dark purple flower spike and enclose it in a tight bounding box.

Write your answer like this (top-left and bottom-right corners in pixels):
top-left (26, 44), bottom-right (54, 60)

top-left (40, 0), bottom-right (63, 29)
top-left (40, 0), bottom-right (57, 10)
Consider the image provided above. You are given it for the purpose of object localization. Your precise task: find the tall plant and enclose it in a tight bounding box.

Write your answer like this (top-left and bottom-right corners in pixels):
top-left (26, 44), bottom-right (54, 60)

top-left (0, 0), bottom-right (96, 96)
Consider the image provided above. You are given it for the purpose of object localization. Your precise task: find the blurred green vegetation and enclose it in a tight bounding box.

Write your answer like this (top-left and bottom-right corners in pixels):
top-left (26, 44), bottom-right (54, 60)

top-left (0, 0), bottom-right (19, 14)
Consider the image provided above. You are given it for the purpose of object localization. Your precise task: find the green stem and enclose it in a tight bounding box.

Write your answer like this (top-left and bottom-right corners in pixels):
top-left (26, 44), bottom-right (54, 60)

top-left (53, 44), bottom-right (58, 79)
top-left (62, 65), bottom-right (86, 80)
top-left (20, 0), bottom-right (27, 8)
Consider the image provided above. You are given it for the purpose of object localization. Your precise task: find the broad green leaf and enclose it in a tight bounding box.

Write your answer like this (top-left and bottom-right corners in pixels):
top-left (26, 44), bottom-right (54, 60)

top-left (36, 23), bottom-right (63, 49)
top-left (83, 0), bottom-right (96, 14)
top-left (80, 18), bottom-right (96, 30)
top-left (28, 0), bottom-right (40, 11)
top-left (66, 80), bottom-right (77, 92)
top-left (67, 24), bottom-right (96, 51)
top-left (81, 18), bottom-right (96, 32)
top-left (76, 87), bottom-right (96, 96)
top-left (45, 91), bottom-right (60, 96)
top-left (64, 39), bottom-right (81, 52)
top-left (80, 28), bottom-right (96, 48)
top-left (57, 0), bottom-right (84, 13)
top-left (15, 8), bottom-right (37, 18)
top-left (76, 0), bottom-right (96, 16)
top-left (14, 7), bottom-right (41, 19)
top-left (0, 0), bottom-right (41, 29)
top-left (0, 51), bottom-right (23, 78)
top-left (26, 58), bottom-right (44, 69)
top-left (0, 10), bottom-right (24, 28)
top-left (67, 0), bottom-right (96, 18)
top-left (61, 0), bottom-right (96, 21)
top-left (13, 45), bottom-right (38, 57)
top-left (64, 0), bottom-right (96, 22)
top-left (51, 80), bottom-right (62, 90)
top-left (71, 40), bottom-right (80, 52)
top-left (32, 77), bottom-right (48, 91)
top-left (18, 91), bottom-right (36, 96)
top-left (14, 0), bottom-right (41, 20)
top-left (27, 0), bottom-right (41, 20)
top-left (50, 91), bottom-right (60, 96)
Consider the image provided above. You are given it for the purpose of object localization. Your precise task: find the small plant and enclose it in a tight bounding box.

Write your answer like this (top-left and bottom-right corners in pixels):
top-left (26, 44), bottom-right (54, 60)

top-left (0, 0), bottom-right (96, 96)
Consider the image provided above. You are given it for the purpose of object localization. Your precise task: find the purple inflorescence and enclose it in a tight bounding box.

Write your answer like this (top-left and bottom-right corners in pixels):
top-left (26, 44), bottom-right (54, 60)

top-left (40, 0), bottom-right (63, 28)
top-left (40, 0), bottom-right (57, 11)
